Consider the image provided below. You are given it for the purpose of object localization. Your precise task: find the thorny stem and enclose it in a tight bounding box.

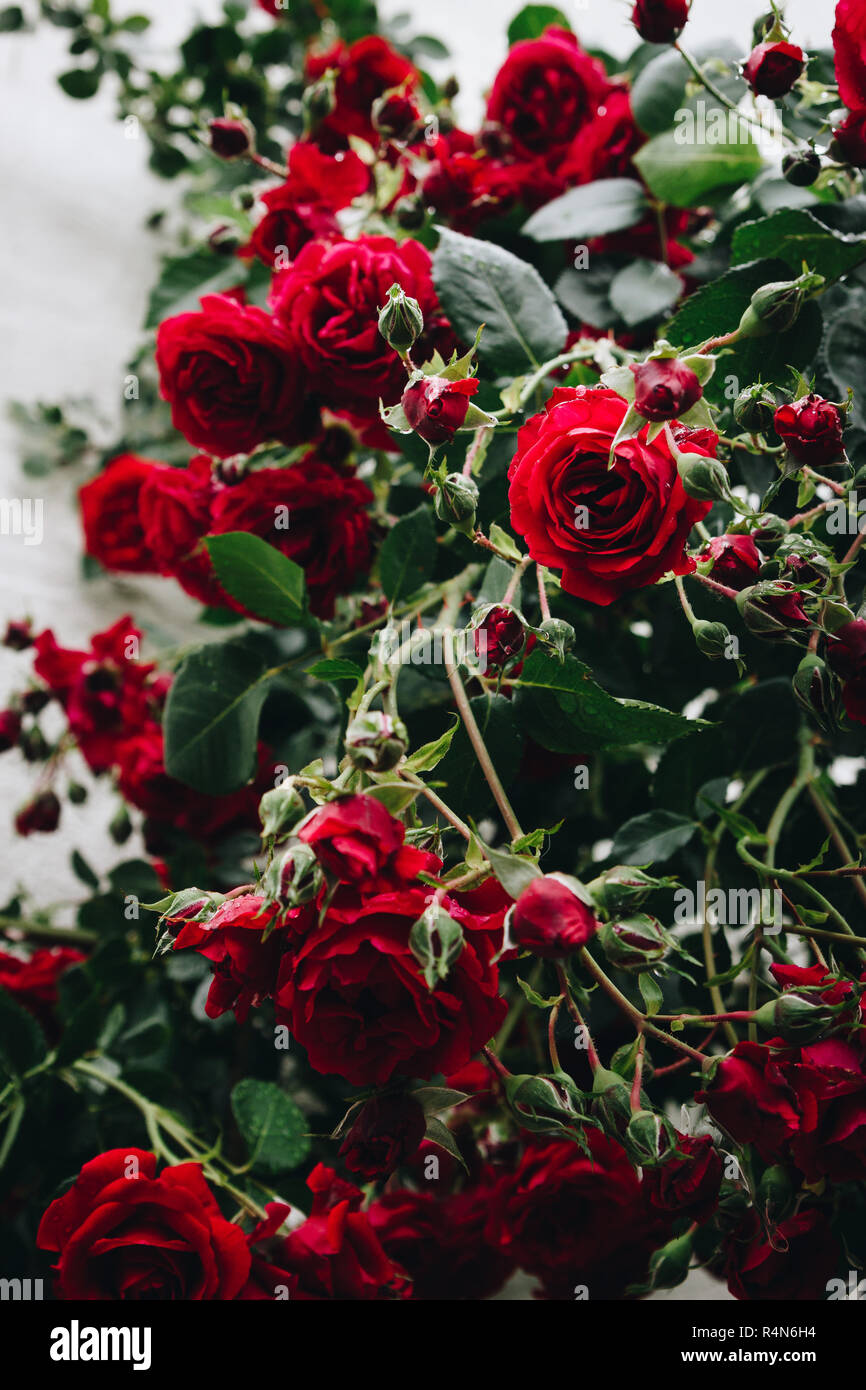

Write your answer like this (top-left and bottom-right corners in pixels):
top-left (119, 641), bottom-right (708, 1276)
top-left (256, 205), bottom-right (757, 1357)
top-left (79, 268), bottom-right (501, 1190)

top-left (674, 42), bottom-right (798, 145)
top-left (444, 652), bottom-right (523, 841)
top-left (503, 555), bottom-right (531, 606)
top-left (555, 962), bottom-right (600, 1071)
top-left (578, 950), bottom-right (712, 1066)
top-left (536, 565), bottom-right (551, 621)
top-left (807, 781), bottom-right (866, 914)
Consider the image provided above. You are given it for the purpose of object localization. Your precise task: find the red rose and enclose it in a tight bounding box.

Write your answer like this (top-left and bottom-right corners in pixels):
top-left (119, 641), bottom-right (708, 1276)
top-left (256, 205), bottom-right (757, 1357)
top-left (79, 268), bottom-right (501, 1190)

top-left (0, 946), bottom-right (86, 1028)
top-left (485, 27), bottom-right (609, 158)
top-left (833, 0), bottom-right (866, 111)
top-left (338, 1092), bottom-right (427, 1180)
top-left (208, 116), bottom-right (253, 160)
top-left (827, 618), bottom-right (866, 724)
top-left (172, 893), bottom-right (306, 1022)
top-left (251, 1164), bottom-right (408, 1299)
top-left (15, 790), bottom-right (61, 836)
top-left (642, 1132), bottom-right (722, 1225)
top-left (555, 88), bottom-right (643, 188)
top-left (207, 460), bottom-right (373, 619)
top-left (370, 1184), bottom-right (515, 1300)
top-left (743, 41), bottom-right (805, 99)
top-left (773, 393), bottom-right (844, 465)
top-left (697, 1041), bottom-right (800, 1162)
top-left (833, 109), bottom-right (866, 165)
top-left (37, 1148), bottom-right (250, 1299)
top-left (510, 876), bottom-right (600, 959)
top-left (401, 375), bottom-right (479, 444)
top-left (631, 358), bottom-right (702, 421)
top-left (296, 793), bottom-right (437, 888)
top-left (632, 0), bottom-right (690, 44)
top-left (701, 533), bottom-right (763, 589)
top-left (724, 1210), bottom-right (839, 1301)
top-left (271, 235), bottom-right (442, 413)
top-left (274, 880), bottom-right (506, 1086)
top-left (79, 454), bottom-right (160, 574)
top-left (486, 1133), bottom-right (663, 1299)
top-left (473, 605), bottom-right (526, 673)
top-left (242, 145), bottom-right (369, 268)
top-left (508, 386), bottom-right (713, 605)
top-left (32, 617), bottom-right (156, 773)
top-left (0, 708), bottom-right (21, 752)
top-left (372, 89), bottom-right (422, 142)
top-left (138, 454), bottom-right (214, 577)
top-left (156, 293), bottom-right (308, 457)
top-left (305, 36), bottom-right (418, 152)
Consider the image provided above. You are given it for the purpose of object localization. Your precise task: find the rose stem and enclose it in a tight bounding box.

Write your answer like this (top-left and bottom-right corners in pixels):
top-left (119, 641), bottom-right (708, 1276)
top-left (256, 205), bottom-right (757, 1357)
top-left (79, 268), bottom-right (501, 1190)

top-left (444, 651), bottom-right (523, 841)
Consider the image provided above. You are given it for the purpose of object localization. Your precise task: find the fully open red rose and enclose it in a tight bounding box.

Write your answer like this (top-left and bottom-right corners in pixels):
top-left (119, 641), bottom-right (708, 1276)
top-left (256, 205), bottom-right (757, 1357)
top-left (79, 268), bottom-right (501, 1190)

top-left (698, 1041), bottom-right (801, 1161)
top-left (139, 454), bottom-right (214, 582)
top-left (274, 880), bottom-right (506, 1086)
top-left (37, 1149), bottom-right (250, 1299)
top-left (172, 893), bottom-right (306, 1022)
top-left (297, 793), bottom-right (438, 888)
top-left (826, 617), bottom-right (866, 723)
top-left (724, 1210), bottom-right (840, 1301)
top-left (207, 460), bottom-right (373, 619)
top-left (642, 1132), bottom-right (722, 1225)
top-left (305, 36), bottom-right (418, 152)
top-left (156, 293), bottom-right (309, 457)
top-left (508, 386), bottom-right (713, 605)
top-left (370, 1183), bottom-right (516, 1300)
top-left (271, 235), bottom-right (443, 413)
top-left (80, 455), bottom-right (160, 574)
top-left (833, 0), bottom-right (866, 111)
top-left (485, 27), bottom-right (610, 157)
top-left (0, 946), bottom-right (86, 1030)
top-left (242, 144), bottom-right (369, 268)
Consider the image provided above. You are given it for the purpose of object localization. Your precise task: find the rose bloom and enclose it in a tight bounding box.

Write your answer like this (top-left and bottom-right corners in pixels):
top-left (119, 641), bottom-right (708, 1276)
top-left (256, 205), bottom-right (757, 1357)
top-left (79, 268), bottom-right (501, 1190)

top-left (401, 375), bottom-right (479, 444)
top-left (833, 0), bottom-right (866, 111)
top-left (642, 1132), bottom-right (722, 1225)
top-left (508, 386), bottom-right (713, 605)
top-left (297, 793), bottom-right (438, 889)
top-left (274, 880), bottom-right (507, 1086)
top-left (79, 455), bottom-right (161, 574)
top-left (723, 1210), bottom-right (840, 1301)
top-left (241, 144), bottom-right (369, 268)
top-left (305, 36), bottom-right (418, 152)
top-left (486, 1133), bottom-right (663, 1299)
top-left (156, 293), bottom-right (309, 457)
top-left (271, 235), bottom-right (443, 413)
top-left (37, 1149), bottom-right (250, 1300)
top-left (826, 618), bottom-right (866, 724)
top-left (32, 617), bottom-right (157, 773)
top-left (172, 893), bottom-right (307, 1022)
top-left (0, 946), bottom-right (86, 1028)
top-left (485, 27), bottom-right (610, 158)
top-left (338, 1092), bottom-right (427, 1180)
top-left (138, 454), bottom-right (223, 606)
top-left (701, 533), bottom-right (763, 590)
top-left (833, 109), bottom-right (866, 166)
top-left (631, 0), bottom-right (690, 44)
top-left (15, 790), bottom-right (61, 837)
top-left (206, 460), bottom-right (374, 620)
top-left (697, 1041), bottom-right (801, 1163)
top-left (743, 41), bottom-right (805, 99)
top-left (510, 876), bottom-right (600, 959)
top-left (773, 393), bottom-right (844, 466)
top-left (244, 1165), bottom-right (408, 1300)
top-left (369, 1183), bottom-right (516, 1300)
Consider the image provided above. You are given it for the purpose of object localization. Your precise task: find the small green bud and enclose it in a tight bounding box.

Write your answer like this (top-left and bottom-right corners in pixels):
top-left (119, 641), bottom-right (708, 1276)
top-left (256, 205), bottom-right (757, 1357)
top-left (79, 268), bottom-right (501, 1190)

top-left (433, 472), bottom-right (479, 534)
top-left (259, 782), bottom-right (305, 840)
top-left (536, 617), bottom-right (575, 660)
top-left (758, 1164), bottom-right (793, 1223)
top-left (345, 710), bottom-right (408, 772)
top-left (302, 70), bottom-right (336, 133)
top-left (67, 781), bottom-right (88, 805)
top-left (586, 866), bottom-right (663, 916)
top-left (676, 452), bottom-right (734, 502)
top-left (693, 619), bottom-right (734, 661)
top-left (262, 842), bottom-right (322, 907)
top-left (753, 990), bottom-right (844, 1043)
top-left (733, 384), bottom-right (776, 433)
top-left (792, 653), bottom-right (840, 731)
top-left (109, 805), bottom-right (133, 846)
top-left (599, 915), bottom-right (670, 972)
top-left (378, 283), bottom-right (424, 354)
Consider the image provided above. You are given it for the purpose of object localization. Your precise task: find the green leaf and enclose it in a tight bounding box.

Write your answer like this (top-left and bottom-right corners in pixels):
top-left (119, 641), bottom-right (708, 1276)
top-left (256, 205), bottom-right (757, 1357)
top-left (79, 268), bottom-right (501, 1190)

top-left (664, 258), bottom-right (824, 405)
top-left (423, 1115), bottom-right (468, 1171)
top-left (409, 906), bottom-right (464, 990)
top-left (145, 249), bottom-right (243, 329)
top-left (379, 504), bottom-right (436, 602)
top-left (164, 637), bottom-right (275, 794)
top-left (70, 850), bottom-right (100, 890)
top-left (205, 533), bottom-right (308, 627)
top-left (0, 988), bottom-right (46, 1074)
top-left (507, 4), bottom-right (571, 43)
top-left (732, 208), bottom-right (866, 281)
top-left (403, 718), bottom-right (459, 773)
top-left (231, 1079), bottom-right (310, 1175)
top-left (433, 227), bottom-right (567, 374)
top-left (0, 7), bottom-right (25, 31)
top-left (516, 976), bottom-right (563, 1010)
top-left (306, 658), bottom-right (364, 686)
top-left (513, 650), bottom-right (704, 754)
top-left (634, 119), bottom-right (762, 208)
top-left (480, 840), bottom-right (543, 899)
top-left (631, 47), bottom-right (692, 136)
top-left (522, 179), bottom-right (648, 243)
top-left (610, 811), bottom-right (696, 865)
top-left (608, 259), bottom-right (684, 327)
top-left (412, 1086), bottom-right (471, 1114)
top-left (639, 973), bottom-right (664, 1017)
top-left (58, 68), bottom-right (101, 99)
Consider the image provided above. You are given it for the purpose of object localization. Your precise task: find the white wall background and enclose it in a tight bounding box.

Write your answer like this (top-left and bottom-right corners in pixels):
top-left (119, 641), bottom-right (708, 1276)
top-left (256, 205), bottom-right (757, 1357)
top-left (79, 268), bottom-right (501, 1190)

top-left (0, 0), bottom-right (837, 1298)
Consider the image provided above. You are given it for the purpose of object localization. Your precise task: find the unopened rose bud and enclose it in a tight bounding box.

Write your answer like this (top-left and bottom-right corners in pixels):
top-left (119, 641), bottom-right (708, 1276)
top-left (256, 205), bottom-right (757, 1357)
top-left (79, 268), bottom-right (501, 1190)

top-left (701, 533), bottom-right (762, 590)
top-left (0, 709), bottom-right (21, 753)
top-left (599, 914), bottom-right (669, 971)
top-left (401, 375), bottom-right (480, 445)
top-left (753, 990), bottom-right (842, 1043)
top-left (537, 617), bottom-right (575, 660)
top-left (737, 274), bottom-right (821, 339)
top-left (743, 40), bottom-right (805, 98)
top-left (372, 89), bottom-right (422, 142)
top-left (676, 452), bottom-right (733, 502)
top-left (773, 393), bottom-right (845, 467)
top-left (434, 472), bottom-right (479, 534)
top-left (625, 1109), bottom-right (670, 1167)
top-left (394, 193), bottom-right (426, 230)
top-left (338, 1092), bottom-right (426, 1179)
top-left (758, 1164), bottom-right (793, 1223)
top-left (208, 117), bottom-right (255, 160)
top-left (733, 384), bottom-right (776, 433)
top-left (643, 1231), bottom-right (694, 1291)
top-left (15, 790), bottom-right (61, 836)
top-left (510, 875), bottom-right (600, 959)
top-left (631, 0), bottom-right (690, 44)
top-left (259, 783), bottom-right (305, 840)
top-left (21, 688), bottom-right (50, 715)
top-left (3, 620), bottom-right (33, 650)
top-left (471, 603), bottom-right (526, 673)
top-left (20, 726), bottom-right (49, 762)
top-left (736, 581), bottom-right (811, 641)
top-left (831, 111), bottom-right (866, 168)
top-left (378, 283), bottom-right (425, 354)
top-left (590, 1065), bottom-right (633, 1136)
top-left (792, 653), bottom-right (839, 730)
top-left (345, 709), bottom-right (408, 772)
top-left (67, 781), bottom-right (88, 805)
top-left (631, 356), bottom-right (702, 422)
top-left (772, 537), bottom-right (831, 590)
top-left (587, 866), bottom-right (663, 916)
top-left (109, 805), bottom-right (133, 845)
top-left (442, 76), bottom-right (460, 101)
top-left (504, 1071), bottom-right (584, 1133)
top-left (302, 71), bottom-right (336, 132)
top-left (751, 513), bottom-right (788, 552)
top-left (693, 619), bottom-right (734, 660)
top-left (782, 145), bottom-right (821, 186)
top-left (263, 842), bottom-right (322, 907)
top-left (208, 223), bottom-right (241, 256)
